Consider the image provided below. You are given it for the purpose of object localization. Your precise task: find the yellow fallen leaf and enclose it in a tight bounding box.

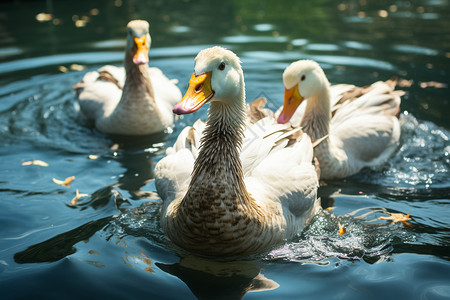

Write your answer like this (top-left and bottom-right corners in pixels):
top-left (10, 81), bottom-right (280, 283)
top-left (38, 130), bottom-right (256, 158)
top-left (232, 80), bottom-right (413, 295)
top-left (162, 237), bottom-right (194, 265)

top-left (75, 19), bottom-right (87, 27)
top-left (58, 66), bottom-right (68, 73)
top-left (89, 9), bottom-right (99, 16)
top-left (22, 160), bottom-right (49, 167)
top-left (70, 64), bottom-right (86, 71)
top-left (379, 212), bottom-right (411, 224)
top-left (88, 154), bottom-right (99, 160)
top-left (36, 13), bottom-right (53, 22)
top-left (398, 79), bottom-right (413, 88)
top-left (338, 222), bottom-right (346, 235)
top-left (52, 176), bottom-right (75, 188)
top-left (70, 189), bottom-right (89, 205)
top-left (419, 81), bottom-right (447, 89)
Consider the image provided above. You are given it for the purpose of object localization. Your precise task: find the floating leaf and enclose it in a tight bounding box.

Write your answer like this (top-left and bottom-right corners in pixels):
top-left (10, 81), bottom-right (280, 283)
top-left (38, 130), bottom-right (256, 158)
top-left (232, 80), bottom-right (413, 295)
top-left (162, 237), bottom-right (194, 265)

top-left (88, 154), bottom-right (99, 160)
top-left (89, 9), bottom-right (99, 16)
top-left (36, 13), bottom-right (53, 22)
top-left (22, 160), bottom-right (49, 167)
top-left (338, 222), bottom-right (346, 235)
top-left (53, 176), bottom-right (75, 188)
top-left (70, 64), bottom-right (86, 71)
top-left (398, 79), bottom-right (413, 88)
top-left (75, 20), bottom-right (87, 27)
top-left (419, 81), bottom-right (448, 89)
top-left (70, 189), bottom-right (89, 205)
top-left (379, 212), bottom-right (411, 224)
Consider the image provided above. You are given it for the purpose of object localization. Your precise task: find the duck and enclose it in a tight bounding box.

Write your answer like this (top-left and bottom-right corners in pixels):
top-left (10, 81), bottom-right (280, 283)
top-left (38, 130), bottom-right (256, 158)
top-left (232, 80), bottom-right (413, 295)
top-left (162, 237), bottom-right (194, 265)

top-left (73, 20), bottom-right (181, 135)
top-left (277, 60), bottom-right (403, 179)
top-left (155, 47), bottom-right (320, 258)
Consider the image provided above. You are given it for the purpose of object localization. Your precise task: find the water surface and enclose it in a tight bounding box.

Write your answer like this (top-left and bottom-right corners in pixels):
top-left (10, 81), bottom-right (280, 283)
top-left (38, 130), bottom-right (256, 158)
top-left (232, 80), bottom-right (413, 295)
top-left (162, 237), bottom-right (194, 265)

top-left (0, 0), bottom-right (449, 299)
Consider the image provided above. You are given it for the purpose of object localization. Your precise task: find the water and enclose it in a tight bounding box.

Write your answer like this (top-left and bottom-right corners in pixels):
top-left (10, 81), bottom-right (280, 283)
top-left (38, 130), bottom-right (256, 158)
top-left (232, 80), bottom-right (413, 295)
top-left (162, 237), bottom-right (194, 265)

top-left (0, 0), bottom-right (449, 299)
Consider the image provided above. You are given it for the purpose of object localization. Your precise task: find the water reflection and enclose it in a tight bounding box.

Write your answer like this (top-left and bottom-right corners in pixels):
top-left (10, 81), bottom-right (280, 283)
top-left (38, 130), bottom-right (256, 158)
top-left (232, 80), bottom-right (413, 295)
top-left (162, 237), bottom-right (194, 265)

top-left (115, 151), bottom-right (155, 199)
top-left (157, 256), bottom-right (279, 300)
top-left (69, 185), bottom-right (126, 211)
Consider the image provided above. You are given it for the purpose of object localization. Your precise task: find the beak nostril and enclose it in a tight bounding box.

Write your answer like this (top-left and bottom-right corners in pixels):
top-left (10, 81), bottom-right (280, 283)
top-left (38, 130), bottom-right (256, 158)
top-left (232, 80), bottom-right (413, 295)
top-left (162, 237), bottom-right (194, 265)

top-left (195, 83), bottom-right (203, 93)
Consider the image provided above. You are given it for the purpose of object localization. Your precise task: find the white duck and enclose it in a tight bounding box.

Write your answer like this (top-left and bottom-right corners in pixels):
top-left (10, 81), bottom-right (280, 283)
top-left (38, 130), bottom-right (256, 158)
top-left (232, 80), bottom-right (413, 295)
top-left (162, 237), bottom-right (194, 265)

top-left (155, 47), bottom-right (320, 258)
top-left (278, 60), bottom-right (403, 179)
top-left (73, 20), bottom-right (181, 135)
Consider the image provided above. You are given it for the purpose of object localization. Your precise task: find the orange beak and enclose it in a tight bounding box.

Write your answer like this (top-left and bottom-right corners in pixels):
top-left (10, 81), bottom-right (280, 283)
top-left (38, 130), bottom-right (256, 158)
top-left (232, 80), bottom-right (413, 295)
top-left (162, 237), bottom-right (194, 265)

top-left (277, 84), bottom-right (304, 124)
top-left (173, 72), bottom-right (214, 115)
top-left (133, 36), bottom-right (149, 65)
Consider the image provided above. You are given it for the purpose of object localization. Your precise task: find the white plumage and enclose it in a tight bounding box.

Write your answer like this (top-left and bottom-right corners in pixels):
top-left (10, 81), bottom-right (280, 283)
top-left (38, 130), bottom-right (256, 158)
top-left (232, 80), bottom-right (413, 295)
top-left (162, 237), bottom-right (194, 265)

top-left (278, 60), bottom-right (403, 179)
top-left (73, 20), bottom-right (181, 135)
top-left (155, 47), bottom-right (320, 258)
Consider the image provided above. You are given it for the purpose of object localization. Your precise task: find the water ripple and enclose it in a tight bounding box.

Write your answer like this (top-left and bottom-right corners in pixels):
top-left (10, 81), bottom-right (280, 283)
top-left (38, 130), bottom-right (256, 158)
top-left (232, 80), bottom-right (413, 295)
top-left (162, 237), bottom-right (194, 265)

top-left (0, 71), bottom-right (111, 153)
top-left (222, 35), bottom-right (288, 44)
top-left (0, 52), bottom-right (123, 74)
top-left (393, 44), bottom-right (439, 56)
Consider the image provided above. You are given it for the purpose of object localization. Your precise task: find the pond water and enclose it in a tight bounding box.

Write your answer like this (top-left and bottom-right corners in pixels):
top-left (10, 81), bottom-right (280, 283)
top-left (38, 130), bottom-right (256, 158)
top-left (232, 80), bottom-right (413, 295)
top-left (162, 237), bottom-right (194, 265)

top-left (0, 0), bottom-right (449, 299)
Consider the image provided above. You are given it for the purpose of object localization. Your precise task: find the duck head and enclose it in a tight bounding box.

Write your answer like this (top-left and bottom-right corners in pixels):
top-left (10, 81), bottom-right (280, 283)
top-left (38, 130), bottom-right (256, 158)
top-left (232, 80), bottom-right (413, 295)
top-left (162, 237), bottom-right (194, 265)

top-left (278, 60), bottom-right (329, 124)
top-left (173, 46), bottom-right (244, 115)
top-left (126, 20), bottom-right (151, 65)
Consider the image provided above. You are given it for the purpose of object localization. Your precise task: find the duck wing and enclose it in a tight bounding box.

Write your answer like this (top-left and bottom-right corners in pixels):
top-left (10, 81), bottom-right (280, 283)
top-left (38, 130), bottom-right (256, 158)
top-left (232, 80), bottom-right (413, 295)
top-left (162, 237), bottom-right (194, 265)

top-left (155, 120), bottom-right (204, 203)
top-left (73, 65), bottom-right (124, 120)
top-left (149, 67), bottom-right (182, 110)
top-left (330, 79), bottom-right (403, 164)
top-left (241, 117), bottom-right (319, 219)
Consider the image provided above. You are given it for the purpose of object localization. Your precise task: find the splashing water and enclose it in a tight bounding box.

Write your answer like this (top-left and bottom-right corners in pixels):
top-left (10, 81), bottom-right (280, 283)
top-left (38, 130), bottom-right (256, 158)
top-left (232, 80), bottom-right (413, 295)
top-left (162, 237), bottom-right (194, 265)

top-left (355, 112), bottom-right (450, 189)
top-left (267, 208), bottom-right (415, 264)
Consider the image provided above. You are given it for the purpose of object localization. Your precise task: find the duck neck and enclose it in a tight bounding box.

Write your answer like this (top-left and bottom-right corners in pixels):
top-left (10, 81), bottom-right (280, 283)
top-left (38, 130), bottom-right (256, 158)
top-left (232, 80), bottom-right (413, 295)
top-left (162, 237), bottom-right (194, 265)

top-left (121, 51), bottom-right (155, 105)
top-left (185, 95), bottom-right (252, 208)
top-left (301, 86), bottom-right (331, 140)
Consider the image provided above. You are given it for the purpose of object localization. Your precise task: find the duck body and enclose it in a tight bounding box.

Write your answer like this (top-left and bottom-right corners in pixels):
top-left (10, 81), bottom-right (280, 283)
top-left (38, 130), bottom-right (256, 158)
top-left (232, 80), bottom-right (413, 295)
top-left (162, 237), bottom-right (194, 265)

top-left (278, 60), bottom-right (403, 179)
top-left (155, 47), bottom-right (319, 258)
top-left (73, 20), bottom-right (181, 135)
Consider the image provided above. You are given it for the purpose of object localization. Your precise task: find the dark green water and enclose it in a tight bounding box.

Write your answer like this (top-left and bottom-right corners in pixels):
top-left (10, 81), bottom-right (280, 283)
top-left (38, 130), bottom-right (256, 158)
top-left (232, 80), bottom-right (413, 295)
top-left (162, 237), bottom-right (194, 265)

top-left (0, 0), bottom-right (449, 299)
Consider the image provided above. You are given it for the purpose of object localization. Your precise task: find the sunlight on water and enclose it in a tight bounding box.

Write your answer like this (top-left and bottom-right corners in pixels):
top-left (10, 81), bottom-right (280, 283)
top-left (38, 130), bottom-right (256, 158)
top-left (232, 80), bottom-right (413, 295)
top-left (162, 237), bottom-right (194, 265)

top-left (253, 23), bottom-right (275, 31)
top-left (392, 44), bottom-right (439, 56)
top-left (222, 35), bottom-right (288, 44)
top-left (0, 52), bottom-right (123, 74)
top-left (305, 43), bottom-right (342, 52)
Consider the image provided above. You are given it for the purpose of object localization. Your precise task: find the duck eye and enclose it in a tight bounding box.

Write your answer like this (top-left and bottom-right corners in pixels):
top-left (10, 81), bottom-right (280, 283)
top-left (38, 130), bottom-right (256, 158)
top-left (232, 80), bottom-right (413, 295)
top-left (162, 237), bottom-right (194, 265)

top-left (218, 62), bottom-right (225, 71)
top-left (301, 75), bottom-right (306, 81)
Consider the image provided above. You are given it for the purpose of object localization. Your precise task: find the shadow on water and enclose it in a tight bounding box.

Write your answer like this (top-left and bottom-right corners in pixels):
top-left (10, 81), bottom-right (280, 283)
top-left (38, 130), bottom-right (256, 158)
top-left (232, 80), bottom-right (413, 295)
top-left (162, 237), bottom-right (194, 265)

top-left (158, 257), bottom-right (279, 300)
top-left (14, 216), bottom-right (114, 264)
top-left (97, 133), bottom-right (168, 199)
